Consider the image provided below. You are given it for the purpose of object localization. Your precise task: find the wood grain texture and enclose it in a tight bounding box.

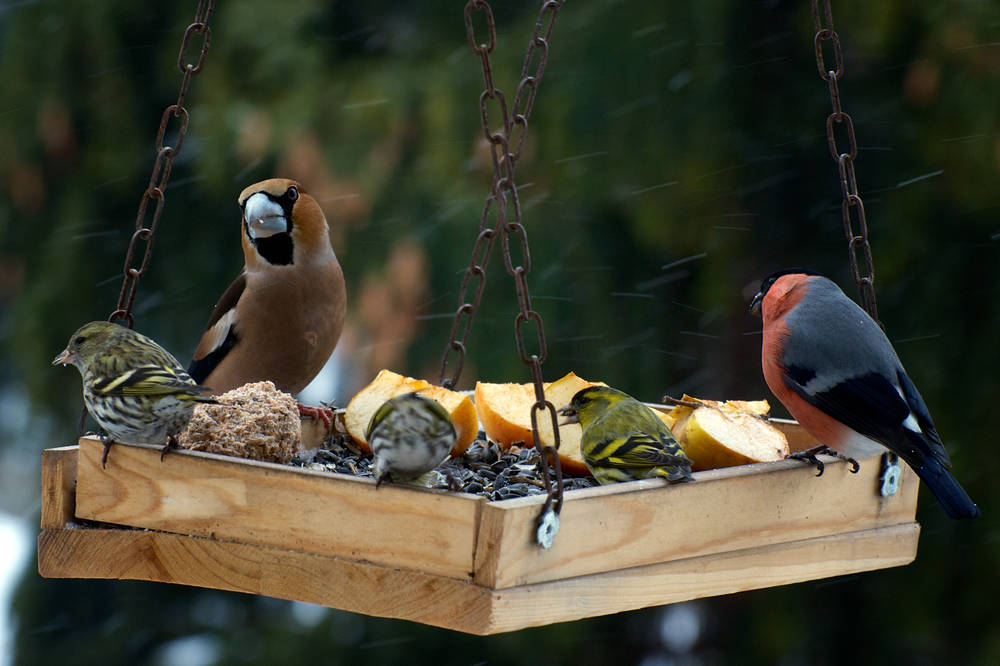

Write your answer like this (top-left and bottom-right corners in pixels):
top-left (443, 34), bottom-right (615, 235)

top-left (37, 526), bottom-right (494, 630)
top-left (40, 446), bottom-right (78, 529)
top-left (37, 522), bottom-right (919, 635)
top-left (475, 454), bottom-right (919, 588)
top-left (486, 521), bottom-right (919, 633)
top-left (74, 437), bottom-right (484, 580)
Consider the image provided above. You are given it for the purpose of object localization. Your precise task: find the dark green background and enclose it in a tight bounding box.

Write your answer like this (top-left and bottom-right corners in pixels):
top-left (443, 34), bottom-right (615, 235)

top-left (2, 1), bottom-right (997, 664)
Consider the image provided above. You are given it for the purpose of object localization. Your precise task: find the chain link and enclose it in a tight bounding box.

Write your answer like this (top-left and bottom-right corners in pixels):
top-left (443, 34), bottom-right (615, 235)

top-left (812, 0), bottom-right (880, 325)
top-left (442, 0), bottom-right (566, 522)
top-left (109, 0), bottom-right (215, 328)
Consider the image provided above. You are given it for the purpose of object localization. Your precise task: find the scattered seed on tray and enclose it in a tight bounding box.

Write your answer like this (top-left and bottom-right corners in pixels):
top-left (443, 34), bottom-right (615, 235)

top-left (290, 433), bottom-right (598, 500)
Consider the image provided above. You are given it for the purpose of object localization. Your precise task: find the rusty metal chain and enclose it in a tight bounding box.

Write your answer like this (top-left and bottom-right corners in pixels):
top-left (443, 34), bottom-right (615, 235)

top-left (109, 0), bottom-right (215, 328)
top-left (812, 0), bottom-right (880, 325)
top-left (441, 0), bottom-right (566, 539)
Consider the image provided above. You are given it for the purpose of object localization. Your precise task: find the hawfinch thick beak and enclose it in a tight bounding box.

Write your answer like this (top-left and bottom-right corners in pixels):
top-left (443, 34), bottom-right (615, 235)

top-left (52, 349), bottom-right (73, 366)
top-left (556, 405), bottom-right (578, 426)
top-left (243, 192), bottom-right (288, 239)
top-left (749, 290), bottom-right (764, 316)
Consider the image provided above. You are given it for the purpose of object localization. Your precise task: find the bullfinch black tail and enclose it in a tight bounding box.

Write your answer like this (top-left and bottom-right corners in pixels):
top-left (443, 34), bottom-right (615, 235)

top-left (915, 456), bottom-right (980, 519)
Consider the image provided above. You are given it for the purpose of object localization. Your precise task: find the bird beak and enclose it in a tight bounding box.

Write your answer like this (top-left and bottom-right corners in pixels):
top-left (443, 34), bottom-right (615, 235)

top-left (243, 192), bottom-right (288, 239)
top-left (52, 348), bottom-right (73, 366)
top-left (749, 290), bottom-right (763, 316)
top-left (556, 405), bottom-right (578, 426)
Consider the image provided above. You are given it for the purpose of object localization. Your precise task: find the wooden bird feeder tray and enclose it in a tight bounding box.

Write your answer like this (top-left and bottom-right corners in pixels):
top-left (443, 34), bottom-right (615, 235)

top-left (37, 416), bottom-right (920, 635)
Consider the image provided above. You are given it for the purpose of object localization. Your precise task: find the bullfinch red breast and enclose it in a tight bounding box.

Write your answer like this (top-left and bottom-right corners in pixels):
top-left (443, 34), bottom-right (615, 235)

top-left (750, 269), bottom-right (978, 519)
top-left (188, 179), bottom-right (346, 421)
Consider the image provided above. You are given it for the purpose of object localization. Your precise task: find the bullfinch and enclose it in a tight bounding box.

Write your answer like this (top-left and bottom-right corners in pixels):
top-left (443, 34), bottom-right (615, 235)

top-left (750, 269), bottom-right (979, 519)
top-left (188, 179), bottom-right (346, 426)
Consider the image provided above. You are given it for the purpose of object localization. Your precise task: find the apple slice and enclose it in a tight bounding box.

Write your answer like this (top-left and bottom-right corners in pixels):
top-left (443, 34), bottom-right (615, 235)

top-left (344, 369), bottom-right (477, 456)
top-left (474, 379), bottom-right (549, 450)
top-left (476, 372), bottom-right (593, 475)
top-left (667, 394), bottom-right (789, 471)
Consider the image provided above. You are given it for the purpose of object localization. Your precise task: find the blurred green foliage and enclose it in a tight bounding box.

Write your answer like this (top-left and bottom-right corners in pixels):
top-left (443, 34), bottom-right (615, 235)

top-left (2, 0), bottom-right (998, 664)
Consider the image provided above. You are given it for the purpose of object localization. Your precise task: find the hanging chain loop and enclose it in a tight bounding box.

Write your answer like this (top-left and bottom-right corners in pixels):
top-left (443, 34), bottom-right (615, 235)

top-left (442, 1), bottom-right (566, 528)
top-left (812, 0), bottom-right (880, 325)
top-left (109, 0), bottom-right (215, 328)
top-left (440, 0), bottom-right (563, 391)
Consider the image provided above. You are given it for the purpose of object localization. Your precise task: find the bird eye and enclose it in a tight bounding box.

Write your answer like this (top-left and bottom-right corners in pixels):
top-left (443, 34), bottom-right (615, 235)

top-left (286, 186), bottom-right (299, 202)
top-left (74, 336), bottom-right (85, 345)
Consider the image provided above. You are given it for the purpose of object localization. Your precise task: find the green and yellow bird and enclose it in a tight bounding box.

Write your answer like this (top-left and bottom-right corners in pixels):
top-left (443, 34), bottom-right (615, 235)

top-left (558, 385), bottom-right (692, 484)
top-left (54, 321), bottom-right (216, 466)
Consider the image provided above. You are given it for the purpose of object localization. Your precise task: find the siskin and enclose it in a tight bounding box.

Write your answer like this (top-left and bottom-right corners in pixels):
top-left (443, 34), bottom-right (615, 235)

top-left (54, 321), bottom-right (216, 467)
top-left (558, 385), bottom-right (693, 484)
top-left (366, 392), bottom-right (456, 487)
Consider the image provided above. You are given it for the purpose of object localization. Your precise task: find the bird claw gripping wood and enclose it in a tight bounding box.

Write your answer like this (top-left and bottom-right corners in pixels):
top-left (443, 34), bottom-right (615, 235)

top-left (787, 445), bottom-right (860, 476)
top-left (98, 434), bottom-right (116, 470)
top-left (160, 436), bottom-right (181, 462)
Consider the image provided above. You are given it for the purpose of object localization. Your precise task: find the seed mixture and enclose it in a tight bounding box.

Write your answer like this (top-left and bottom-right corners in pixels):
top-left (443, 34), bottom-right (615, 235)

top-left (292, 432), bottom-right (597, 500)
top-left (179, 381), bottom-right (300, 464)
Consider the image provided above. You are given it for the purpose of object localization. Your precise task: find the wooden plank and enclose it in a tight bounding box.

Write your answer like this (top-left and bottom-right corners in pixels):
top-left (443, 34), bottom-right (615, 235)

top-left (38, 526), bottom-right (495, 633)
top-left (74, 437), bottom-right (483, 580)
top-left (40, 446), bottom-right (79, 529)
top-left (475, 454), bottom-right (919, 588)
top-left (38, 528), bottom-right (496, 626)
top-left (486, 521), bottom-right (920, 634)
top-left (37, 522), bottom-right (919, 635)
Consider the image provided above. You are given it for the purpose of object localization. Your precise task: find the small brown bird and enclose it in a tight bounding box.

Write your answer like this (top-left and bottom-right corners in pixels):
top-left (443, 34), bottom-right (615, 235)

top-left (188, 179), bottom-right (346, 426)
